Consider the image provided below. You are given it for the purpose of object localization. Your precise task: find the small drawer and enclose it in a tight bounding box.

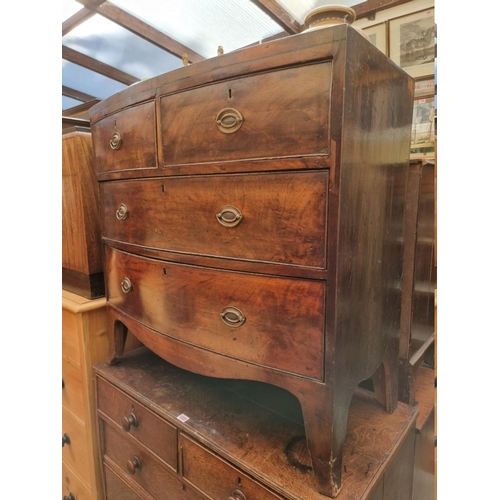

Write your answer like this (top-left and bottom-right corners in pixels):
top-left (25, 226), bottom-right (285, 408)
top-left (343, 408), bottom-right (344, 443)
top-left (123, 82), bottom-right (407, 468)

top-left (62, 406), bottom-right (91, 485)
top-left (62, 461), bottom-right (92, 500)
top-left (160, 62), bottom-right (331, 165)
top-left (62, 356), bottom-right (84, 419)
top-left (97, 377), bottom-right (178, 471)
top-left (100, 170), bottom-right (328, 268)
top-left (181, 434), bottom-right (283, 500)
top-left (107, 247), bottom-right (325, 380)
top-left (62, 309), bottom-right (81, 368)
top-left (92, 101), bottom-right (157, 174)
top-left (102, 423), bottom-right (186, 500)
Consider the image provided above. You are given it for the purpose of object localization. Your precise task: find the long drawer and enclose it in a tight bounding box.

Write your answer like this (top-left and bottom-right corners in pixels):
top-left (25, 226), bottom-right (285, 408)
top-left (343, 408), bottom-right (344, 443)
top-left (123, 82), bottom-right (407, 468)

top-left (100, 170), bottom-right (328, 269)
top-left (97, 377), bottom-right (178, 471)
top-left (160, 62), bottom-right (331, 165)
top-left (106, 247), bottom-right (325, 380)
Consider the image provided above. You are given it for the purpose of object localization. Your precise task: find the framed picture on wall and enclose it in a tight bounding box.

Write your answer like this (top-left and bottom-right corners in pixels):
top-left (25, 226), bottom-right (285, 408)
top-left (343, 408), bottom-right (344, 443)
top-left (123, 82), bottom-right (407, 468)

top-left (389, 8), bottom-right (435, 78)
top-left (411, 96), bottom-right (435, 149)
top-left (363, 22), bottom-right (387, 55)
top-left (414, 77), bottom-right (435, 98)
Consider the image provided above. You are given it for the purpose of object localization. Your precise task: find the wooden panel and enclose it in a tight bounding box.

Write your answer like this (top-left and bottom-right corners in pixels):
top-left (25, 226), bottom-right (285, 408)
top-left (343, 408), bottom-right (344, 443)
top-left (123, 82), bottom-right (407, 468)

top-left (62, 130), bottom-right (103, 279)
top-left (107, 248), bottom-right (325, 379)
top-left (93, 101), bottom-right (157, 174)
top-left (62, 461), bottom-right (92, 500)
top-left (97, 377), bottom-right (178, 471)
top-left (62, 406), bottom-right (92, 485)
top-left (100, 170), bottom-right (328, 268)
top-left (160, 62), bottom-right (331, 165)
top-left (102, 423), bottom-right (186, 499)
top-left (181, 434), bottom-right (282, 500)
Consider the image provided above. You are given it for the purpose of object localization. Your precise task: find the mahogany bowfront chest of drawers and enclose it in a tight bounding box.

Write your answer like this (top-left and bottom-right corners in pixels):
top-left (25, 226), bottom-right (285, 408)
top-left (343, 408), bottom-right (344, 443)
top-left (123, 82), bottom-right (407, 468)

top-left (90, 24), bottom-right (413, 497)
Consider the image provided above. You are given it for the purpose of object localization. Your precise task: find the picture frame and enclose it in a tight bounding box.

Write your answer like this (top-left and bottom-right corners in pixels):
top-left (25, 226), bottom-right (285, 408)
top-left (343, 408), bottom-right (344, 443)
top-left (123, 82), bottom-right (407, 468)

top-left (363, 22), bottom-right (387, 55)
top-left (414, 77), bottom-right (435, 99)
top-left (389, 8), bottom-right (435, 78)
top-left (410, 96), bottom-right (435, 149)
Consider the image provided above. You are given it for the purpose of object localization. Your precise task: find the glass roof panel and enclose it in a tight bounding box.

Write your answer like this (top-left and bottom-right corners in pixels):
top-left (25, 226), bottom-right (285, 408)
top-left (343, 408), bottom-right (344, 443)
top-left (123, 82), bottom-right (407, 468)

top-left (62, 0), bottom-right (83, 21)
top-left (63, 14), bottom-right (183, 80)
top-left (62, 60), bottom-right (128, 100)
top-left (276, 0), bottom-right (367, 24)
top-left (63, 95), bottom-right (84, 110)
top-left (111, 0), bottom-right (283, 59)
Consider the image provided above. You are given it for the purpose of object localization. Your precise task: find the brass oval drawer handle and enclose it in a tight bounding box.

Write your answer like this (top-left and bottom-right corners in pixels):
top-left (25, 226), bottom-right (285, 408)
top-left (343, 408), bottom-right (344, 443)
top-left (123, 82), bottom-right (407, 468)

top-left (121, 277), bottom-right (133, 294)
top-left (121, 412), bottom-right (138, 432)
top-left (110, 131), bottom-right (122, 150)
top-left (220, 307), bottom-right (246, 328)
top-left (116, 203), bottom-right (129, 220)
top-left (229, 489), bottom-right (247, 500)
top-left (216, 205), bottom-right (243, 228)
top-left (126, 456), bottom-right (142, 475)
top-left (216, 108), bottom-right (243, 134)
top-left (62, 433), bottom-right (70, 447)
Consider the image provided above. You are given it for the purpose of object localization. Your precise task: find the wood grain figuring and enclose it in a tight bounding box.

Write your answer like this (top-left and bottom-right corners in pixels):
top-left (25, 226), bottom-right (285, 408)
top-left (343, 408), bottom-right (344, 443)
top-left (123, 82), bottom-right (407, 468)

top-left (90, 24), bottom-right (414, 496)
top-left (106, 247), bottom-right (325, 379)
top-left (160, 62), bottom-right (331, 165)
top-left (95, 348), bottom-right (418, 500)
top-left (92, 100), bottom-right (157, 174)
top-left (100, 170), bottom-right (328, 269)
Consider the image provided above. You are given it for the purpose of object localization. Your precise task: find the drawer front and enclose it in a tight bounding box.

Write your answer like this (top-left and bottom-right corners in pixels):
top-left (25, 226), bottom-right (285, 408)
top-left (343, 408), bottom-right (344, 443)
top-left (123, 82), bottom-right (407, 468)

top-left (107, 248), bottom-right (325, 380)
top-left (102, 422), bottom-right (187, 500)
top-left (100, 170), bottom-right (328, 268)
top-left (97, 377), bottom-right (178, 471)
top-left (103, 464), bottom-right (145, 500)
top-left (62, 309), bottom-right (81, 368)
top-left (181, 434), bottom-right (282, 500)
top-left (62, 461), bottom-right (92, 500)
top-left (62, 356), bottom-right (85, 419)
top-left (62, 406), bottom-right (91, 485)
top-left (92, 101), bottom-right (156, 174)
top-left (160, 62), bottom-right (331, 165)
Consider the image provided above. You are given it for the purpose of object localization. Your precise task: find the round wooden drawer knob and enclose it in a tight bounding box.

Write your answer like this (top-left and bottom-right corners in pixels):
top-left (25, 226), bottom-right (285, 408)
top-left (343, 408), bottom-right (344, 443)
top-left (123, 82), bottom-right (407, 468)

top-left (121, 412), bottom-right (139, 432)
top-left (126, 456), bottom-right (142, 475)
top-left (62, 433), bottom-right (70, 447)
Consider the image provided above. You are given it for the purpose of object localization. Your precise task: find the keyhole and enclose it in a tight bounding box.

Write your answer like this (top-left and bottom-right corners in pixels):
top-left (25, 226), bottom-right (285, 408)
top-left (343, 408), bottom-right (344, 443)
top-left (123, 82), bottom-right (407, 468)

top-left (228, 88), bottom-right (232, 99)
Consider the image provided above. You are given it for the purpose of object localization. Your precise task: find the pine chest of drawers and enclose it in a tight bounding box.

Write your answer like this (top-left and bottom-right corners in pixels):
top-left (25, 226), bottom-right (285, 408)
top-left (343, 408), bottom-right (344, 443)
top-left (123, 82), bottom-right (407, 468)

top-left (90, 25), bottom-right (413, 497)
